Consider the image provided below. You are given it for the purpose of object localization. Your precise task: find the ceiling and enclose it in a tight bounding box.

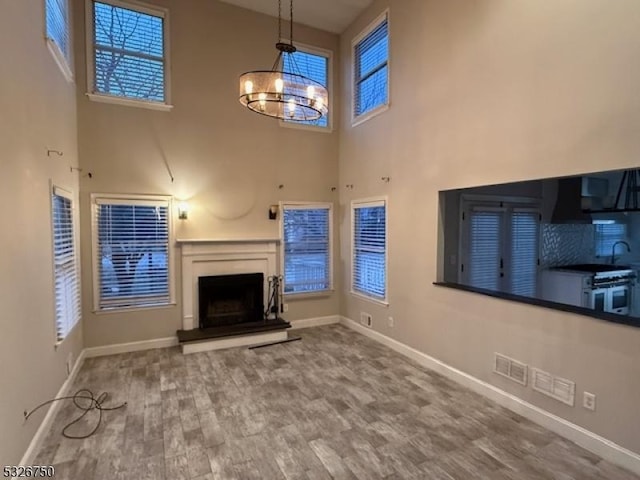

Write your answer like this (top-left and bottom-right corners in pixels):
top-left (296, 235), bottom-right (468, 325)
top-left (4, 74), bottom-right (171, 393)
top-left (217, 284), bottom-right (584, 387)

top-left (218, 0), bottom-right (374, 34)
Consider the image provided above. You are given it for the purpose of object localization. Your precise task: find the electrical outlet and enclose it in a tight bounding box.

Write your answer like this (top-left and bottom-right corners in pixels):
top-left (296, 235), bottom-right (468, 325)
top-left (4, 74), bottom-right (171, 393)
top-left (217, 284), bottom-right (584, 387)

top-left (583, 392), bottom-right (596, 411)
top-left (388, 316), bottom-right (394, 327)
top-left (282, 303), bottom-right (289, 313)
top-left (360, 312), bottom-right (372, 328)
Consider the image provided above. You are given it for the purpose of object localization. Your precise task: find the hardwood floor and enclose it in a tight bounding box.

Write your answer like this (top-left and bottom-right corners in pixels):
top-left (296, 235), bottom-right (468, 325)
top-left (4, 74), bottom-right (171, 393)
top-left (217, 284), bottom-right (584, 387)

top-left (33, 325), bottom-right (638, 480)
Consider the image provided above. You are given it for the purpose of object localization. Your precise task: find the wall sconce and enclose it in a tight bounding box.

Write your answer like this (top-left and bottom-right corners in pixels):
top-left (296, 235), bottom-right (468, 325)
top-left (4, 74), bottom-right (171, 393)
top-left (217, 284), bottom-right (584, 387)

top-left (268, 204), bottom-right (278, 220)
top-left (177, 202), bottom-right (189, 220)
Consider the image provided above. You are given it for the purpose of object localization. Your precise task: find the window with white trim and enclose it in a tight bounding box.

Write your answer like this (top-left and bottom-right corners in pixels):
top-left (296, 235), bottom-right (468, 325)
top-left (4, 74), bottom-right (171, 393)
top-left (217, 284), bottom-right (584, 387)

top-left (51, 187), bottom-right (80, 342)
top-left (88, 0), bottom-right (169, 105)
top-left (46, 0), bottom-right (73, 78)
top-left (460, 199), bottom-right (541, 298)
top-left (352, 198), bottom-right (387, 302)
top-left (353, 11), bottom-right (389, 122)
top-left (282, 203), bottom-right (332, 294)
top-left (92, 195), bottom-right (172, 310)
top-left (282, 47), bottom-right (330, 129)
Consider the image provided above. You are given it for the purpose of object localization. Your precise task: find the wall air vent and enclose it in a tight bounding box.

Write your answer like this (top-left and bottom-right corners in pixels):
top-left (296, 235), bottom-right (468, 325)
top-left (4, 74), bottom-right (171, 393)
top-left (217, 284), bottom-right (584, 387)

top-left (493, 353), bottom-right (528, 386)
top-left (532, 368), bottom-right (575, 406)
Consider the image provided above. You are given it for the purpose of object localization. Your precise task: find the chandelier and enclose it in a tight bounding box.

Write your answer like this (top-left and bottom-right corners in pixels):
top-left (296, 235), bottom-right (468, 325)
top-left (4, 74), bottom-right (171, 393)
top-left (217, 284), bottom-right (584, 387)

top-left (238, 0), bottom-right (329, 122)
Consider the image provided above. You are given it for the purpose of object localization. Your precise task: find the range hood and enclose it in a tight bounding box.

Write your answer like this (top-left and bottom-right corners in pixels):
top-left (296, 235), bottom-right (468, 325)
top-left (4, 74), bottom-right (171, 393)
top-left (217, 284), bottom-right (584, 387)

top-left (550, 177), bottom-right (592, 224)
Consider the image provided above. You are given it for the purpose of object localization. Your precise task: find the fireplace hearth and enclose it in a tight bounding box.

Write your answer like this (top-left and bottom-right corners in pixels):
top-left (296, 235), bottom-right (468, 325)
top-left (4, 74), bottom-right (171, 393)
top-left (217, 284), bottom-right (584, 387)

top-left (198, 273), bottom-right (264, 329)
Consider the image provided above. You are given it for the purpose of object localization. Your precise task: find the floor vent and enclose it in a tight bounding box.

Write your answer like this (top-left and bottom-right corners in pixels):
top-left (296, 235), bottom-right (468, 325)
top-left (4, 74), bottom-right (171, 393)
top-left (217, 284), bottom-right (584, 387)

top-left (532, 368), bottom-right (575, 406)
top-left (493, 353), bottom-right (528, 386)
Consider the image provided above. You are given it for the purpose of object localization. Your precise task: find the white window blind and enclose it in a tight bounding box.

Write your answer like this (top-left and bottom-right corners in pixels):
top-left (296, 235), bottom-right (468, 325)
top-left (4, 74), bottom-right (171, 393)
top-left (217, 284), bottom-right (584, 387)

top-left (282, 205), bottom-right (331, 294)
top-left (283, 50), bottom-right (329, 127)
top-left (352, 200), bottom-right (387, 300)
top-left (595, 223), bottom-right (626, 257)
top-left (94, 197), bottom-right (170, 309)
top-left (510, 210), bottom-right (540, 297)
top-left (354, 13), bottom-right (389, 118)
top-left (468, 209), bottom-right (503, 291)
top-left (46, 0), bottom-right (71, 64)
top-left (92, 1), bottom-right (167, 102)
top-left (52, 187), bottom-right (80, 342)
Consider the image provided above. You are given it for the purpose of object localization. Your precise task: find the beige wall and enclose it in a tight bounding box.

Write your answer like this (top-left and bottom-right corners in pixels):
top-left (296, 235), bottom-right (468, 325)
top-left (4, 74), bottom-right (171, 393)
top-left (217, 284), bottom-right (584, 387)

top-left (339, 0), bottom-right (640, 453)
top-left (0, 1), bottom-right (83, 465)
top-left (73, 0), bottom-right (341, 347)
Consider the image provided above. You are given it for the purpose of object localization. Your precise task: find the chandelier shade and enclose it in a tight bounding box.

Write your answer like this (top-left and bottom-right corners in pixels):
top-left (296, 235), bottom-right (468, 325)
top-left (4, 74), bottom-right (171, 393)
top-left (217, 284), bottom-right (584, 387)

top-left (239, 68), bottom-right (328, 122)
top-left (238, 0), bottom-right (329, 122)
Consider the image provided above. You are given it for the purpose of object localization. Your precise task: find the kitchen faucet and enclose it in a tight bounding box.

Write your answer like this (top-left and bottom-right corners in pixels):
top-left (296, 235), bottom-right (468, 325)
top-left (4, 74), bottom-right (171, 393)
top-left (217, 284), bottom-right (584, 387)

top-left (611, 241), bottom-right (631, 264)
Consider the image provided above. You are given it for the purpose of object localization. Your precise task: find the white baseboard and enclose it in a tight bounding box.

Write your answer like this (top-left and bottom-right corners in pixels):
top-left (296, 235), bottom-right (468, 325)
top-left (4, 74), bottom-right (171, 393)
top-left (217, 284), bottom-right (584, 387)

top-left (339, 316), bottom-right (640, 476)
top-left (289, 315), bottom-right (340, 330)
top-left (83, 336), bottom-right (178, 358)
top-left (18, 349), bottom-right (86, 467)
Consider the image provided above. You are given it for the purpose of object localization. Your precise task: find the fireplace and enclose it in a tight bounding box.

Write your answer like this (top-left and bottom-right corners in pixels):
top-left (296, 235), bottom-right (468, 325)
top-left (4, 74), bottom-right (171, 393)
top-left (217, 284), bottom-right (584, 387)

top-left (198, 273), bottom-right (264, 329)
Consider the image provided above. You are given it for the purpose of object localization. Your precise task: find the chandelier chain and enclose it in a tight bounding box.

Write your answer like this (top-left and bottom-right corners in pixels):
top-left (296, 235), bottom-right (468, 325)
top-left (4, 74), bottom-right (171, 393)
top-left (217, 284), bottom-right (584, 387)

top-left (278, 0), bottom-right (282, 43)
top-left (290, 0), bottom-right (293, 43)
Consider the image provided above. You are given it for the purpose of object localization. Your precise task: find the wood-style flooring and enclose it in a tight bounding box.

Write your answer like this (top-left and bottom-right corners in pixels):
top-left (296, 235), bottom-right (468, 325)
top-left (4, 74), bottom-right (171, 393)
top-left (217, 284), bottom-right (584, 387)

top-left (33, 325), bottom-right (639, 479)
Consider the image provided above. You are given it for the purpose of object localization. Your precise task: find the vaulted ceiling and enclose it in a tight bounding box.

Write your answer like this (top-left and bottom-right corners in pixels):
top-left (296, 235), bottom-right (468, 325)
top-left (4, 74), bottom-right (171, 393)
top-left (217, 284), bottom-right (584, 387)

top-left (218, 0), bottom-right (374, 33)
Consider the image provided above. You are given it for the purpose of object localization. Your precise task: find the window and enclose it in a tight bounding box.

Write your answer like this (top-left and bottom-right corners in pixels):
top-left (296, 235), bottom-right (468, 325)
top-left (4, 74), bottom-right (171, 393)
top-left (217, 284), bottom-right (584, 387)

top-left (45, 0), bottom-right (73, 80)
top-left (595, 222), bottom-right (626, 258)
top-left (87, 0), bottom-right (170, 108)
top-left (51, 187), bottom-right (80, 342)
top-left (282, 47), bottom-right (330, 129)
top-left (282, 203), bottom-right (332, 294)
top-left (353, 11), bottom-right (389, 123)
top-left (92, 195), bottom-right (173, 310)
top-left (352, 198), bottom-right (387, 302)
top-left (461, 200), bottom-right (540, 298)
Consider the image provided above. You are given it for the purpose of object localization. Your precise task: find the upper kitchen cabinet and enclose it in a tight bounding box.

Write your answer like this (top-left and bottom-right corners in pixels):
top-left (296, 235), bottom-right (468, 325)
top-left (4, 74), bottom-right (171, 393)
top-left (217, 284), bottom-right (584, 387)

top-left (438, 167), bottom-right (640, 327)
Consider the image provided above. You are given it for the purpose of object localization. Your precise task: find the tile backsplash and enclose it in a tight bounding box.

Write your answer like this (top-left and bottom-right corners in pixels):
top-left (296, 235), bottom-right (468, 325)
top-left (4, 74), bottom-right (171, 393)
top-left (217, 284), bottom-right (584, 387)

top-left (541, 224), bottom-right (595, 268)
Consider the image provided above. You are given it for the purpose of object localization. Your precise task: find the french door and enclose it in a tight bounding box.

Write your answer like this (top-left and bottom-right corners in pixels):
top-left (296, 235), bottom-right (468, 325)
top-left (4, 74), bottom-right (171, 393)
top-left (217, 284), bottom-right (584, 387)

top-left (460, 200), bottom-right (541, 298)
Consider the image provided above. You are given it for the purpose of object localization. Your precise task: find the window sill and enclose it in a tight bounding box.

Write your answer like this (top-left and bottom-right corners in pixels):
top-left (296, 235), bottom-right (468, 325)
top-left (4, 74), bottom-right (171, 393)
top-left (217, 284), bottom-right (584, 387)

top-left (86, 93), bottom-right (174, 112)
top-left (284, 289), bottom-right (334, 300)
top-left (279, 120), bottom-right (333, 134)
top-left (54, 320), bottom-right (80, 349)
top-left (351, 103), bottom-right (389, 128)
top-left (46, 38), bottom-right (74, 84)
top-left (350, 290), bottom-right (389, 307)
top-left (93, 302), bottom-right (176, 315)
top-left (433, 282), bottom-right (640, 328)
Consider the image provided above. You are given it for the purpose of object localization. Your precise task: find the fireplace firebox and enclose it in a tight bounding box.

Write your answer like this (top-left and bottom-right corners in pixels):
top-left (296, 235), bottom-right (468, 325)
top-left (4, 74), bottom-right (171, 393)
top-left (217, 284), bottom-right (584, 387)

top-left (198, 273), bottom-right (264, 329)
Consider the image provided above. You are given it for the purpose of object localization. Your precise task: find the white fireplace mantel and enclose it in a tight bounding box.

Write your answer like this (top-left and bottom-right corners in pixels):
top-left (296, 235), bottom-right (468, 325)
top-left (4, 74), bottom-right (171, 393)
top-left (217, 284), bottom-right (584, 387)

top-left (179, 238), bottom-right (280, 330)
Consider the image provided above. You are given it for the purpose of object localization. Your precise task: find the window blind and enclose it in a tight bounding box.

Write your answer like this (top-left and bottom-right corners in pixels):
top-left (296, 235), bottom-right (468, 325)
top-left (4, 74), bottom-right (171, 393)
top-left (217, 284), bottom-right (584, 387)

top-left (283, 50), bottom-right (329, 127)
top-left (52, 188), bottom-right (80, 342)
top-left (46, 0), bottom-right (71, 63)
top-left (353, 201), bottom-right (386, 299)
top-left (468, 209), bottom-right (502, 291)
top-left (510, 210), bottom-right (539, 297)
top-left (93, 1), bottom-right (166, 102)
top-left (282, 205), bottom-right (331, 293)
top-left (95, 198), bottom-right (170, 309)
top-left (595, 223), bottom-right (626, 257)
top-left (354, 15), bottom-right (388, 117)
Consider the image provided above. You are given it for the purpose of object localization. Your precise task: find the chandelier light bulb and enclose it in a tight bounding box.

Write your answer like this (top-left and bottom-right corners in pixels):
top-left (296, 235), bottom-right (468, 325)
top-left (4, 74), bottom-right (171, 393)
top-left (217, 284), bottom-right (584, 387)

top-left (316, 96), bottom-right (324, 111)
top-left (258, 92), bottom-right (267, 111)
top-left (307, 85), bottom-right (315, 99)
top-left (244, 80), bottom-right (253, 95)
top-left (287, 98), bottom-right (296, 117)
top-left (275, 78), bottom-right (283, 93)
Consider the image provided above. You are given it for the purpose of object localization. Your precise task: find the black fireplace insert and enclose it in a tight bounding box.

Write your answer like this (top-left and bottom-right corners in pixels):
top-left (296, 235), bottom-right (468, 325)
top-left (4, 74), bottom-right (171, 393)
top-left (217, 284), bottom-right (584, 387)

top-left (198, 273), bottom-right (264, 329)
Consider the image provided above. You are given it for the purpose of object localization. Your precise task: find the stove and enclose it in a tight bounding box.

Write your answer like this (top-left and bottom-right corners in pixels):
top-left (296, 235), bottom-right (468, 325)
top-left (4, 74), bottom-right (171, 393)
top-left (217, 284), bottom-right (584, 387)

top-left (552, 264), bottom-right (633, 282)
top-left (547, 264), bottom-right (634, 315)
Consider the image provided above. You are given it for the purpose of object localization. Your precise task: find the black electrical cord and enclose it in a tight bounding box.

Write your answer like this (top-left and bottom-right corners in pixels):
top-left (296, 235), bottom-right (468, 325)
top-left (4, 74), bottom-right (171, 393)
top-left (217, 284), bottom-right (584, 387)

top-left (24, 389), bottom-right (127, 439)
